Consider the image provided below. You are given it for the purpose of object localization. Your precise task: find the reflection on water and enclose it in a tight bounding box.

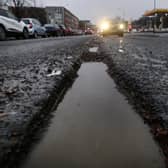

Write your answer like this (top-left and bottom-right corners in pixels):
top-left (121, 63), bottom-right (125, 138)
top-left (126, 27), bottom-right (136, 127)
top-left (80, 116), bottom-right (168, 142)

top-left (21, 63), bottom-right (164, 168)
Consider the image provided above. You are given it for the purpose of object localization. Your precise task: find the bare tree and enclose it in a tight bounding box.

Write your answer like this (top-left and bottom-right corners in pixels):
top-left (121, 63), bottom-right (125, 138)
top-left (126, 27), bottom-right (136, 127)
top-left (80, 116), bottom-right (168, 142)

top-left (12, 0), bottom-right (23, 7)
top-left (6, 0), bottom-right (35, 7)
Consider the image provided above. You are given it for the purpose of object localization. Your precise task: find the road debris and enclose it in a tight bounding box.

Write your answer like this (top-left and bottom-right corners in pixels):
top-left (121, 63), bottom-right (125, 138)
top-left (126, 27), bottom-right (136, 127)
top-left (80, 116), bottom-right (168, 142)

top-left (47, 69), bottom-right (62, 77)
top-left (89, 47), bottom-right (99, 53)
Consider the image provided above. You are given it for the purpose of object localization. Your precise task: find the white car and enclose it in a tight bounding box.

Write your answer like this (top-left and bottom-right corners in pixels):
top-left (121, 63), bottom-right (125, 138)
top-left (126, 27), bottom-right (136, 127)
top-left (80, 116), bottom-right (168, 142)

top-left (22, 18), bottom-right (47, 38)
top-left (0, 8), bottom-right (29, 40)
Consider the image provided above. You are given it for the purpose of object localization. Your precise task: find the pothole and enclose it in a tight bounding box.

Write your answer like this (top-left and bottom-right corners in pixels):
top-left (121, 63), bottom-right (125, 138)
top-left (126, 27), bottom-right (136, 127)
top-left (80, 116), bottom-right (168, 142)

top-left (19, 50), bottom-right (165, 168)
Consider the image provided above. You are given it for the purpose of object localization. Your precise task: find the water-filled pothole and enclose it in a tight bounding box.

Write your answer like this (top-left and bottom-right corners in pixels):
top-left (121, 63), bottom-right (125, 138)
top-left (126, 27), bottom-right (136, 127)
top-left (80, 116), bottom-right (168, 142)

top-left (20, 62), bottom-right (164, 168)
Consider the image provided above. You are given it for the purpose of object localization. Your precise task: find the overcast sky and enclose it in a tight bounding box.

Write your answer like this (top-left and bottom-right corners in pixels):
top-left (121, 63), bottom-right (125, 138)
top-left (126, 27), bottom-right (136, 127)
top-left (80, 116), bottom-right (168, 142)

top-left (40, 0), bottom-right (168, 23)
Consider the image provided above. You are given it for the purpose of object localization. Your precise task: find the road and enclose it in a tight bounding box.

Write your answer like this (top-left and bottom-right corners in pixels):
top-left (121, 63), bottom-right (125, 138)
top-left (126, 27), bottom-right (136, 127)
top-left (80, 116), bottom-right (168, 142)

top-left (103, 34), bottom-right (168, 122)
top-left (101, 34), bottom-right (168, 167)
top-left (0, 35), bottom-right (168, 167)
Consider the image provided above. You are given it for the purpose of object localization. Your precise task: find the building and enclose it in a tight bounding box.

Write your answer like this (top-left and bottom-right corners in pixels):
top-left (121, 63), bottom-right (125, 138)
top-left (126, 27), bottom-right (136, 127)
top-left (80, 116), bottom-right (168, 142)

top-left (45, 7), bottom-right (79, 29)
top-left (132, 9), bottom-right (168, 31)
top-left (79, 20), bottom-right (97, 32)
top-left (0, 1), bottom-right (3, 7)
top-left (79, 20), bottom-right (91, 31)
top-left (143, 9), bottom-right (168, 30)
top-left (144, 9), bottom-right (168, 17)
top-left (0, 0), bottom-right (8, 9)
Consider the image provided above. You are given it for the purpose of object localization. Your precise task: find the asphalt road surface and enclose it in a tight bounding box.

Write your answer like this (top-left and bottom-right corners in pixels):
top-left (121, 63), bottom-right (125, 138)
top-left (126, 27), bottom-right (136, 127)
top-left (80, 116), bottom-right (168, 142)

top-left (0, 35), bottom-right (168, 168)
top-left (103, 34), bottom-right (168, 123)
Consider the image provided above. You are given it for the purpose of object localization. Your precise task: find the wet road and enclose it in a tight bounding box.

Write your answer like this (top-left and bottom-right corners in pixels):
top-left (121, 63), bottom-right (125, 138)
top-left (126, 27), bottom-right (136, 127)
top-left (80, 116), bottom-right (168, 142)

top-left (0, 35), bottom-right (168, 167)
top-left (20, 63), bottom-right (164, 168)
top-left (101, 34), bottom-right (168, 166)
top-left (103, 35), bottom-right (168, 122)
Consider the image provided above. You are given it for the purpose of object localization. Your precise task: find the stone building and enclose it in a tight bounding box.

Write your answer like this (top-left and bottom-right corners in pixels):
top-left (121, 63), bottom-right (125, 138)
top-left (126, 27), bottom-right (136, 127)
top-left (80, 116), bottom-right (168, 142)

top-left (45, 6), bottom-right (79, 29)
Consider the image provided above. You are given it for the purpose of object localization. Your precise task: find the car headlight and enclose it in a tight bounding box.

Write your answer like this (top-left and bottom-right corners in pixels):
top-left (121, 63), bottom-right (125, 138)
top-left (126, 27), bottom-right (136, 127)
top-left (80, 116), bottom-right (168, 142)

top-left (100, 21), bottom-right (110, 31)
top-left (119, 24), bottom-right (124, 30)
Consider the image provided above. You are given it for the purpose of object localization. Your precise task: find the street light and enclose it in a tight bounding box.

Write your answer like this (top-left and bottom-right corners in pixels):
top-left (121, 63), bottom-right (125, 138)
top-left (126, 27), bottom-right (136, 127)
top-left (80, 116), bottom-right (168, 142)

top-left (153, 0), bottom-right (156, 33)
top-left (154, 0), bottom-right (156, 10)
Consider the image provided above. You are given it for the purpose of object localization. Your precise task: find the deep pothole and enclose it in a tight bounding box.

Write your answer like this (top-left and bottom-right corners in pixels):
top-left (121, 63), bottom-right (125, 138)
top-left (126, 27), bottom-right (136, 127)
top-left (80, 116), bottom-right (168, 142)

top-left (19, 49), bottom-right (165, 168)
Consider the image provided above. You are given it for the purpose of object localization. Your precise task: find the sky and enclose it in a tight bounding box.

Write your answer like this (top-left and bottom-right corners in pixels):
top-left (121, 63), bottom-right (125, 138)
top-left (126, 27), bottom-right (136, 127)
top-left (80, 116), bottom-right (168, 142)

top-left (39, 0), bottom-right (168, 23)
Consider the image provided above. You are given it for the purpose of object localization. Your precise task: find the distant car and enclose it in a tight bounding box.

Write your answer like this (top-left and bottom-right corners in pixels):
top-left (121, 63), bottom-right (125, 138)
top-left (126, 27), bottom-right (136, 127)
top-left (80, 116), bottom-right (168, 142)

top-left (21, 18), bottom-right (47, 38)
top-left (85, 29), bottom-right (93, 35)
top-left (132, 28), bottom-right (137, 32)
top-left (99, 19), bottom-right (124, 37)
top-left (72, 29), bottom-right (84, 36)
top-left (66, 27), bottom-right (73, 36)
top-left (75, 29), bottom-right (84, 35)
top-left (0, 8), bottom-right (29, 40)
top-left (44, 24), bottom-right (62, 37)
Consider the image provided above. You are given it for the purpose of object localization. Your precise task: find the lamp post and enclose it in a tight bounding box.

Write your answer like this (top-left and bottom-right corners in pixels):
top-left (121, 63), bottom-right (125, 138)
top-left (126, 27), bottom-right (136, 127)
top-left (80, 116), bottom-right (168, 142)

top-left (153, 0), bottom-right (156, 33)
top-left (154, 0), bottom-right (156, 10)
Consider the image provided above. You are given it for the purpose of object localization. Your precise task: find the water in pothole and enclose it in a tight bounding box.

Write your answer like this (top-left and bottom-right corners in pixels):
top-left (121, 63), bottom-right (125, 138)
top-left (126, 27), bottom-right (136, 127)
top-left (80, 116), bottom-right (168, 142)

top-left (21, 63), bottom-right (165, 168)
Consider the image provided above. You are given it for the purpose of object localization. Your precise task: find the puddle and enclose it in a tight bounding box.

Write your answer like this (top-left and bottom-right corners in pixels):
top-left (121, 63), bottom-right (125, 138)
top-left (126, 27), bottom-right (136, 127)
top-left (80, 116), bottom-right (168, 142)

top-left (20, 63), bottom-right (164, 168)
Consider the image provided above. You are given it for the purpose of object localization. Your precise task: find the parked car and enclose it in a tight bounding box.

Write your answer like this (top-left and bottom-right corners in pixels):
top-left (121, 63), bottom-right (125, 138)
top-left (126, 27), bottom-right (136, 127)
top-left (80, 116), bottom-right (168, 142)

top-left (59, 24), bottom-right (69, 36)
top-left (66, 27), bottom-right (73, 36)
top-left (0, 8), bottom-right (29, 40)
top-left (44, 24), bottom-right (62, 37)
top-left (77, 29), bottom-right (85, 35)
top-left (72, 29), bottom-right (84, 36)
top-left (21, 18), bottom-right (47, 38)
top-left (85, 29), bottom-right (94, 35)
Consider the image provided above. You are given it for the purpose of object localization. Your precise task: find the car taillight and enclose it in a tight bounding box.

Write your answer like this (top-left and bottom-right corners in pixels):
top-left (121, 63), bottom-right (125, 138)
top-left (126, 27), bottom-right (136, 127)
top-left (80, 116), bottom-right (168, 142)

top-left (29, 23), bottom-right (33, 28)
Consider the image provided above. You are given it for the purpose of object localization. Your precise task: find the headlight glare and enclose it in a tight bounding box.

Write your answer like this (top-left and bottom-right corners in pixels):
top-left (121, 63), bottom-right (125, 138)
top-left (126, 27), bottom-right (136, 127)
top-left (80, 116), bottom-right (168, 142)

top-left (119, 24), bottom-right (124, 29)
top-left (100, 21), bottom-right (110, 31)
